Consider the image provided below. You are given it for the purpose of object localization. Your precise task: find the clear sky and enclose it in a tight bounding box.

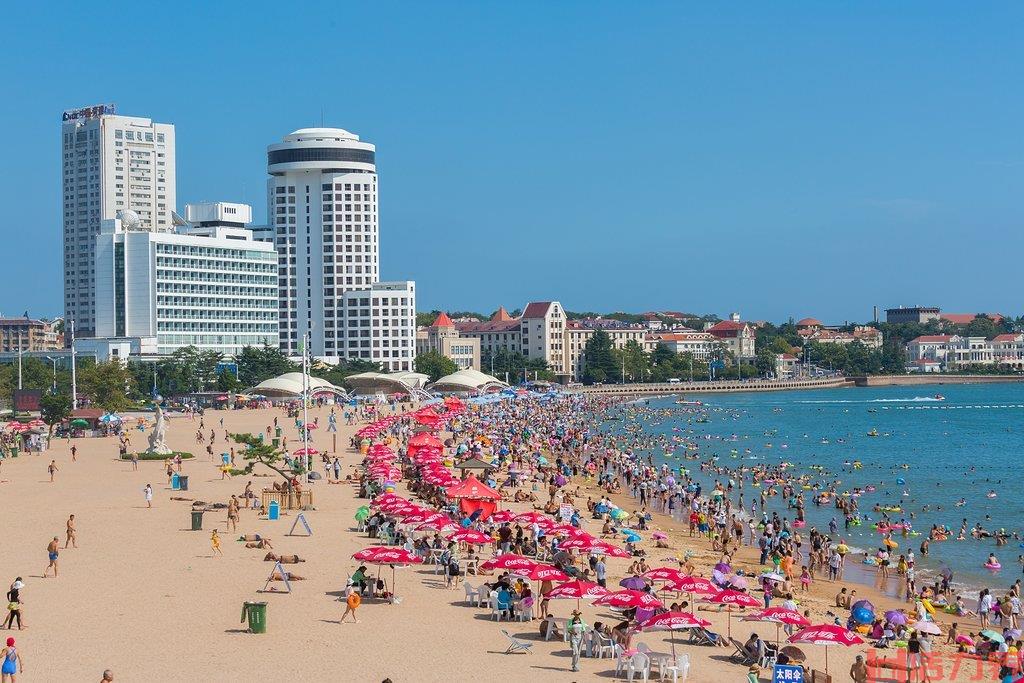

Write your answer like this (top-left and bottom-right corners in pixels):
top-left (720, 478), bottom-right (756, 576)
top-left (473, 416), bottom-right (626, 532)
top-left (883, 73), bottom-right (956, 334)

top-left (3, 2), bottom-right (1022, 323)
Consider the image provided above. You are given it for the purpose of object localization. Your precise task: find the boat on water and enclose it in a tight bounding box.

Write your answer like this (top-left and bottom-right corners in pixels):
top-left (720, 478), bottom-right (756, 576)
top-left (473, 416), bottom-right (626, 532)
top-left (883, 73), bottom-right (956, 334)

top-left (934, 394), bottom-right (945, 401)
top-left (867, 428), bottom-right (879, 437)
top-left (675, 399), bottom-right (703, 406)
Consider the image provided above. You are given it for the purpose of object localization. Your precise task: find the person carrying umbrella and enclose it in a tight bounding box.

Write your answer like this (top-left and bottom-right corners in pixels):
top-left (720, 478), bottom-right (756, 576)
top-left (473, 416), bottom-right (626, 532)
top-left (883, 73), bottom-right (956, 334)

top-left (566, 609), bottom-right (587, 672)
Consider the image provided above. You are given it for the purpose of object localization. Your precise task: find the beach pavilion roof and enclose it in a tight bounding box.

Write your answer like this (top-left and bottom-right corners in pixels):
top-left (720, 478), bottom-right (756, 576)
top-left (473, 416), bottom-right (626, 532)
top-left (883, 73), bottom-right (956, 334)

top-left (343, 371), bottom-right (429, 395)
top-left (250, 372), bottom-right (346, 398)
top-left (427, 369), bottom-right (509, 393)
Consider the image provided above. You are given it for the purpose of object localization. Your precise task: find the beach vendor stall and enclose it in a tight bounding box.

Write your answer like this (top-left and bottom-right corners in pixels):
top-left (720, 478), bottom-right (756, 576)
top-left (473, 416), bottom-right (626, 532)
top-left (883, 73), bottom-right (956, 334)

top-left (445, 474), bottom-right (502, 522)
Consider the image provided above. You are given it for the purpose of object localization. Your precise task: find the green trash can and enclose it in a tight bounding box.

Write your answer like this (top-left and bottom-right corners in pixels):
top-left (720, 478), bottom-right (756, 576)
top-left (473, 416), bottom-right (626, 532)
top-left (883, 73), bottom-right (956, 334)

top-left (179, 475), bottom-right (189, 491)
top-left (190, 509), bottom-right (204, 531)
top-left (274, 426), bottom-right (282, 438)
top-left (272, 438), bottom-right (280, 448)
top-left (242, 601), bottom-right (267, 633)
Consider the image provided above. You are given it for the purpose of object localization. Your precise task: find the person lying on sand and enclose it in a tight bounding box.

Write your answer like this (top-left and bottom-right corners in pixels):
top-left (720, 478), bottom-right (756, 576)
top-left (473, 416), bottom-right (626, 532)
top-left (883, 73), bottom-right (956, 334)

top-left (263, 553), bottom-right (303, 563)
top-left (269, 571), bottom-right (305, 581)
top-left (245, 539), bottom-right (273, 549)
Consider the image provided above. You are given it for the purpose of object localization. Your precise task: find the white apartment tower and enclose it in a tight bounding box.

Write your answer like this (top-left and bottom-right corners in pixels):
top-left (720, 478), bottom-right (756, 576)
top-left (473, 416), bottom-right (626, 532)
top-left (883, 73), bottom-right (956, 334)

top-left (61, 104), bottom-right (176, 338)
top-left (267, 128), bottom-right (416, 371)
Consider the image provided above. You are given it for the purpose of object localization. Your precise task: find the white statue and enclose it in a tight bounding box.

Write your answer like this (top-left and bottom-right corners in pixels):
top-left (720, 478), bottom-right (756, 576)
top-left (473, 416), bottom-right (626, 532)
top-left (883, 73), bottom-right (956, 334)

top-left (147, 403), bottom-right (172, 455)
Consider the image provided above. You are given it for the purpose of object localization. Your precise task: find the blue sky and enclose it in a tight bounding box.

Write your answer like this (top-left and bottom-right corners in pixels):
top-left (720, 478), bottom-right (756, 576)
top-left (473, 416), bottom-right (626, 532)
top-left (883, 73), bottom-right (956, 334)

top-left (3, 2), bottom-right (1022, 323)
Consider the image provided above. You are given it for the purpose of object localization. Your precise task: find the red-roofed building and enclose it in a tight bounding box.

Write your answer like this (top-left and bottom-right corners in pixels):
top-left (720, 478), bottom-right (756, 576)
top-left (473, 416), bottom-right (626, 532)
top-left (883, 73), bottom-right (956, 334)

top-left (775, 353), bottom-right (799, 378)
top-left (906, 334), bottom-right (962, 369)
top-left (654, 330), bottom-right (721, 361)
top-left (705, 320), bottom-right (756, 360)
top-left (491, 306), bottom-right (513, 322)
top-left (796, 317), bottom-right (823, 330)
top-left (939, 313), bottom-right (1004, 326)
top-left (798, 325), bottom-right (883, 349)
top-left (416, 311), bottom-right (480, 370)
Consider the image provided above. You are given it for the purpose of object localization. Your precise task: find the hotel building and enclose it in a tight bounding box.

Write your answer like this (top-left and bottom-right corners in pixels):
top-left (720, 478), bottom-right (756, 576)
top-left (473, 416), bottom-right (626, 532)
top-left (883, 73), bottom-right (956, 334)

top-left (87, 206), bottom-right (278, 358)
top-left (61, 104), bottom-right (175, 338)
top-left (266, 128), bottom-right (416, 371)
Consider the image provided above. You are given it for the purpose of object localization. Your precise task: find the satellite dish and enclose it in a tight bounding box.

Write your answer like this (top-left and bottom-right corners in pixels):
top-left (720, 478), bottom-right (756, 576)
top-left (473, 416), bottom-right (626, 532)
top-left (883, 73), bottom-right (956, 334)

top-left (117, 209), bottom-right (142, 230)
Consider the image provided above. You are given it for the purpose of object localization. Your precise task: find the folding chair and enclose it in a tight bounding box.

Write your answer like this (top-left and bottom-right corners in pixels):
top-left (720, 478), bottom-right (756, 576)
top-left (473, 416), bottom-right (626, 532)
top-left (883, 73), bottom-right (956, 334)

top-left (501, 629), bottom-right (533, 655)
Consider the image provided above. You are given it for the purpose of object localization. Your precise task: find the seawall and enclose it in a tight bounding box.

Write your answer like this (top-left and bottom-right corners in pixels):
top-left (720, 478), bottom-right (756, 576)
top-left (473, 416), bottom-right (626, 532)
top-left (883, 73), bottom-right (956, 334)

top-left (568, 376), bottom-right (853, 396)
top-left (849, 374), bottom-right (1024, 387)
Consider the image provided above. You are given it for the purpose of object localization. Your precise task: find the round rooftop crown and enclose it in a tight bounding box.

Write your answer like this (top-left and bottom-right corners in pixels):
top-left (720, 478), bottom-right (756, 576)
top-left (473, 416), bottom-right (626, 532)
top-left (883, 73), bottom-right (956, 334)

top-left (796, 317), bottom-right (823, 327)
top-left (284, 128), bottom-right (359, 142)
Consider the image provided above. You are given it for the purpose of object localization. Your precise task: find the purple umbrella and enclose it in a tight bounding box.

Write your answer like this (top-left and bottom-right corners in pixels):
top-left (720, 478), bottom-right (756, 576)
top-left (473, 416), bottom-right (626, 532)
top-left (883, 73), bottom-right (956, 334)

top-left (619, 575), bottom-right (648, 590)
top-left (555, 474), bottom-right (567, 487)
top-left (884, 610), bottom-right (908, 626)
top-left (851, 599), bottom-right (874, 613)
top-left (714, 562), bottom-right (732, 574)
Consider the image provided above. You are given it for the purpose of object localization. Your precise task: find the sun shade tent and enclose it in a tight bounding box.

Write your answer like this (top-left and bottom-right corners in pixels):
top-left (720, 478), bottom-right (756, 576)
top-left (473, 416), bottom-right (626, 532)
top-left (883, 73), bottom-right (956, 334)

top-left (445, 474), bottom-right (501, 521)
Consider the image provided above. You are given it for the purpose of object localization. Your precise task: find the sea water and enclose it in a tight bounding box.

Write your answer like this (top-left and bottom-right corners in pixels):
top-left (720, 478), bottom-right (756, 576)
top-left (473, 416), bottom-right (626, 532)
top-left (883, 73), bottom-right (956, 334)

top-left (627, 383), bottom-right (1024, 590)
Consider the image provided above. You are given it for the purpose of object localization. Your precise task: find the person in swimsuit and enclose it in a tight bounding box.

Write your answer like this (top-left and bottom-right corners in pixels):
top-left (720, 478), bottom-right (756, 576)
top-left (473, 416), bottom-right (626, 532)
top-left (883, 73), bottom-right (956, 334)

top-left (143, 484), bottom-right (153, 508)
top-left (43, 538), bottom-right (59, 578)
top-left (65, 515), bottom-right (77, 549)
top-left (211, 530), bottom-right (222, 556)
top-left (1, 637), bottom-right (23, 682)
top-left (3, 580), bottom-right (23, 630)
top-left (47, 460), bottom-right (58, 483)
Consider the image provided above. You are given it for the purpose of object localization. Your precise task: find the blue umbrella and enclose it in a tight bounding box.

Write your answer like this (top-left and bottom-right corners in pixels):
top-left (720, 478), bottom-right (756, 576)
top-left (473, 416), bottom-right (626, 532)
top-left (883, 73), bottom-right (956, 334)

top-left (622, 531), bottom-right (642, 543)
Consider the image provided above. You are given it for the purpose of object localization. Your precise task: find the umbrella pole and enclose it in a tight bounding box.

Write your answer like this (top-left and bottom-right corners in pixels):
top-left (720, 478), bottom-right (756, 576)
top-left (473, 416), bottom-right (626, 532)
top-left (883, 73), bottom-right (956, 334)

top-left (825, 646), bottom-right (828, 676)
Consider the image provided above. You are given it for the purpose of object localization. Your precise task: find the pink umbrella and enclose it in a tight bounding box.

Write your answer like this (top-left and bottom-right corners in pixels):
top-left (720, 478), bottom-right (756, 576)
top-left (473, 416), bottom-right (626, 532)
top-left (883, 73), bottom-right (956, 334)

top-left (634, 611), bottom-right (712, 657)
top-left (519, 564), bottom-right (569, 582)
top-left (544, 579), bottom-right (609, 610)
top-left (415, 517), bottom-right (458, 533)
top-left (488, 510), bottom-right (517, 524)
top-left (513, 511), bottom-right (553, 525)
top-left (643, 567), bottom-right (686, 583)
top-left (446, 529), bottom-right (493, 545)
top-left (293, 447), bottom-right (319, 456)
top-left (480, 554), bottom-right (538, 572)
top-left (590, 541), bottom-right (631, 559)
top-left (302, 422), bottom-right (318, 430)
top-left (743, 607), bottom-right (811, 646)
top-left (370, 494), bottom-right (405, 508)
top-left (787, 624), bottom-right (865, 675)
top-left (705, 590), bottom-right (760, 638)
top-left (351, 546), bottom-right (422, 600)
top-left (594, 589), bottom-right (664, 610)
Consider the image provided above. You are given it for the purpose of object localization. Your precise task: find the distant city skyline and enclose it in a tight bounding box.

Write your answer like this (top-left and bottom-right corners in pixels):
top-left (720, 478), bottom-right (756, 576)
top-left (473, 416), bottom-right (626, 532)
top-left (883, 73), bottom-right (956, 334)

top-left (4, 3), bottom-right (1023, 320)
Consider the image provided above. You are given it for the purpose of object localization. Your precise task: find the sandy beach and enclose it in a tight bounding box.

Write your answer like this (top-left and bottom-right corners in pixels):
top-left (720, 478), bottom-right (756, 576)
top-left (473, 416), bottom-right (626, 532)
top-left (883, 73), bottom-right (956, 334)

top-left (0, 401), bottom-right (1000, 682)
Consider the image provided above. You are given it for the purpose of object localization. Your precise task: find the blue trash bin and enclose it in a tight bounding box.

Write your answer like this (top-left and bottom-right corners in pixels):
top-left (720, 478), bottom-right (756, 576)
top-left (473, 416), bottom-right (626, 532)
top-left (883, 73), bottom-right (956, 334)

top-left (268, 500), bottom-right (280, 520)
top-left (171, 472), bottom-right (180, 490)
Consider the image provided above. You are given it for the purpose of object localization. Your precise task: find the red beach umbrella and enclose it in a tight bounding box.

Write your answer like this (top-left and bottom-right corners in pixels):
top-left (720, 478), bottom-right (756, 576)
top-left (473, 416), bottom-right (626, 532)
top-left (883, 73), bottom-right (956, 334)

top-left (446, 529), bottom-right (493, 545)
top-left (543, 579), bottom-right (609, 610)
top-left (351, 546), bottom-right (422, 600)
top-left (743, 607), bottom-right (811, 646)
top-left (787, 624), bottom-right (865, 675)
top-left (634, 610), bottom-right (712, 657)
top-left (480, 554), bottom-right (538, 573)
top-left (594, 589), bottom-right (663, 610)
top-left (704, 589), bottom-right (760, 638)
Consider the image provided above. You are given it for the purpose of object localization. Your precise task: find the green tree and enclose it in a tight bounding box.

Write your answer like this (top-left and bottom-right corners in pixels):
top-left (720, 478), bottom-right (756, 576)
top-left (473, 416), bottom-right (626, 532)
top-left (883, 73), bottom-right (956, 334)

top-left (755, 347), bottom-right (777, 377)
top-left (39, 393), bottom-right (72, 430)
top-left (414, 351), bottom-right (458, 382)
top-left (612, 340), bottom-right (650, 382)
top-left (582, 329), bottom-right (618, 384)
top-left (230, 432), bottom-right (301, 481)
top-left (78, 361), bottom-right (135, 412)
top-left (236, 344), bottom-right (298, 387)
top-left (964, 315), bottom-right (1002, 339)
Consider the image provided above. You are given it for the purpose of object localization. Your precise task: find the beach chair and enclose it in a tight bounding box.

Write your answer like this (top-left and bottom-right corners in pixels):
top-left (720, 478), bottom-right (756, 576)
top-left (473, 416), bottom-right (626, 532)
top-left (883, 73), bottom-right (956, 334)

top-left (500, 629), bottom-right (533, 655)
top-left (478, 590), bottom-right (493, 609)
top-left (515, 597), bottom-right (534, 621)
top-left (626, 652), bottom-right (651, 682)
top-left (594, 633), bottom-right (617, 659)
top-left (687, 627), bottom-right (717, 647)
top-left (614, 646), bottom-right (631, 677)
top-left (662, 653), bottom-right (689, 683)
top-left (728, 638), bottom-right (757, 665)
top-left (463, 582), bottom-right (481, 606)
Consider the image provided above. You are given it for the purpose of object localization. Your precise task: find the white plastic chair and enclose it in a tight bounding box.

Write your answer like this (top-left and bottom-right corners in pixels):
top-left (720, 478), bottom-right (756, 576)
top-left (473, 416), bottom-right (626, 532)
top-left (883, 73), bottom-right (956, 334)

top-left (627, 652), bottom-right (650, 682)
top-left (463, 582), bottom-right (480, 606)
top-left (662, 653), bottom-right (689, 683)
top-left (478, 590), bottom-right (492, 609)
top-left (515, 598), bottom-right (534, 621)
top-left (594, 633), bottom-right (617, 659)
top-left (614, 645), bottom-right (630, 676)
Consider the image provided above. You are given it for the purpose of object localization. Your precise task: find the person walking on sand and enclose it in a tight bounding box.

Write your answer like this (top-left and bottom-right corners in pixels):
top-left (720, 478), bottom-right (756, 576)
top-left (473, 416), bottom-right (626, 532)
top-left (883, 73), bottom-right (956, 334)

top-left (70, 445), bottom-right (77, 462)
top-left (143, 484), bottom-right (153, 508)
top-left (47, 460), bottom-right (58, 483)
top-left (130, 451), bottom-right (138, 471)
top-left (227, 496), bottom-right (239, 532)
top-left (211, 530), bottom-right (222, 557)
top-left (43, 538), bottom-right (59, 578)
top-left (1, 636), bottom-right (23, 682)
top-left (341, 590), bottom-right (360, 623)
top-left (4, 579), bottom-right (24, 630)
top-left (65, 515), bottom-right (77, 549)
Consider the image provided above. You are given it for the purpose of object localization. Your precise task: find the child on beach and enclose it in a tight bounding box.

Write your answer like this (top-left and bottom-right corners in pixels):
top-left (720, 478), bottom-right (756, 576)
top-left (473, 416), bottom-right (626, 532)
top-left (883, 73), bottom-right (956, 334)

top-left (342, 591), bottom-right (360, 623)
top-left (800, 565), bottom-right (811, 592)
top-left (211, 530), bottom-right (222, 556)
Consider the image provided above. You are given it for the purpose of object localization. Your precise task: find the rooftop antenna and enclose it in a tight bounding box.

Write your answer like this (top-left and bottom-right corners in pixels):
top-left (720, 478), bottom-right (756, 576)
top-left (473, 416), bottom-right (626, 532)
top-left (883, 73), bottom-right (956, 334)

top-left (320, 106), bottom-right (324, 127)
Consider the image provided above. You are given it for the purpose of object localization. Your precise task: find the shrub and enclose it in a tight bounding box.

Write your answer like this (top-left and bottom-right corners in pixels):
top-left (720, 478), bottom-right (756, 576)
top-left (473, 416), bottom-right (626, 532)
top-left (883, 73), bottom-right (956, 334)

top-left (121, 451), bottom-right (195, 461)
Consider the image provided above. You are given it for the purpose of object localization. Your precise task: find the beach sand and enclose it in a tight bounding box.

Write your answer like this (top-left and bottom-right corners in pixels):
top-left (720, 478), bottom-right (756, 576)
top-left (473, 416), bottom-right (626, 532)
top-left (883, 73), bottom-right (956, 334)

top-left (0, 404), bottom-right (991, 681)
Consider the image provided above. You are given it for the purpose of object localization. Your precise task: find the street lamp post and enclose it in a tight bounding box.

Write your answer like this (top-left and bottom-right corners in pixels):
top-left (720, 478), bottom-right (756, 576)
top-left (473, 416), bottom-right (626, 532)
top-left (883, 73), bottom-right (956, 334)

top-left (45, 356), bottom-right (57, 394)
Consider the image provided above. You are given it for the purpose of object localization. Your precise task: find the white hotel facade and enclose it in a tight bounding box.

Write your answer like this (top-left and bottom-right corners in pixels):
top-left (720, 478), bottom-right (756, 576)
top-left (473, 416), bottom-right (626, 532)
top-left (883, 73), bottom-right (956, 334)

top-left (61, 105), bottom-right (175, 338)
top-left (88, 210), bottom-right (278, 358)
top-left (267, 128), bottom-right (416, 372)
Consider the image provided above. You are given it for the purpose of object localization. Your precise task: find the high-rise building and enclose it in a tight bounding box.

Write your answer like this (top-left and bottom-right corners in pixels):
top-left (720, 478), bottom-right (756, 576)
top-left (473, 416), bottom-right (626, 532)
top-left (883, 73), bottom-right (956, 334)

top-left (266, 127), bottom-right (416, 371)
top-left (90, 208), bottom-right (278, 357)
top-left (61, 104), bottom-right (176, 338)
